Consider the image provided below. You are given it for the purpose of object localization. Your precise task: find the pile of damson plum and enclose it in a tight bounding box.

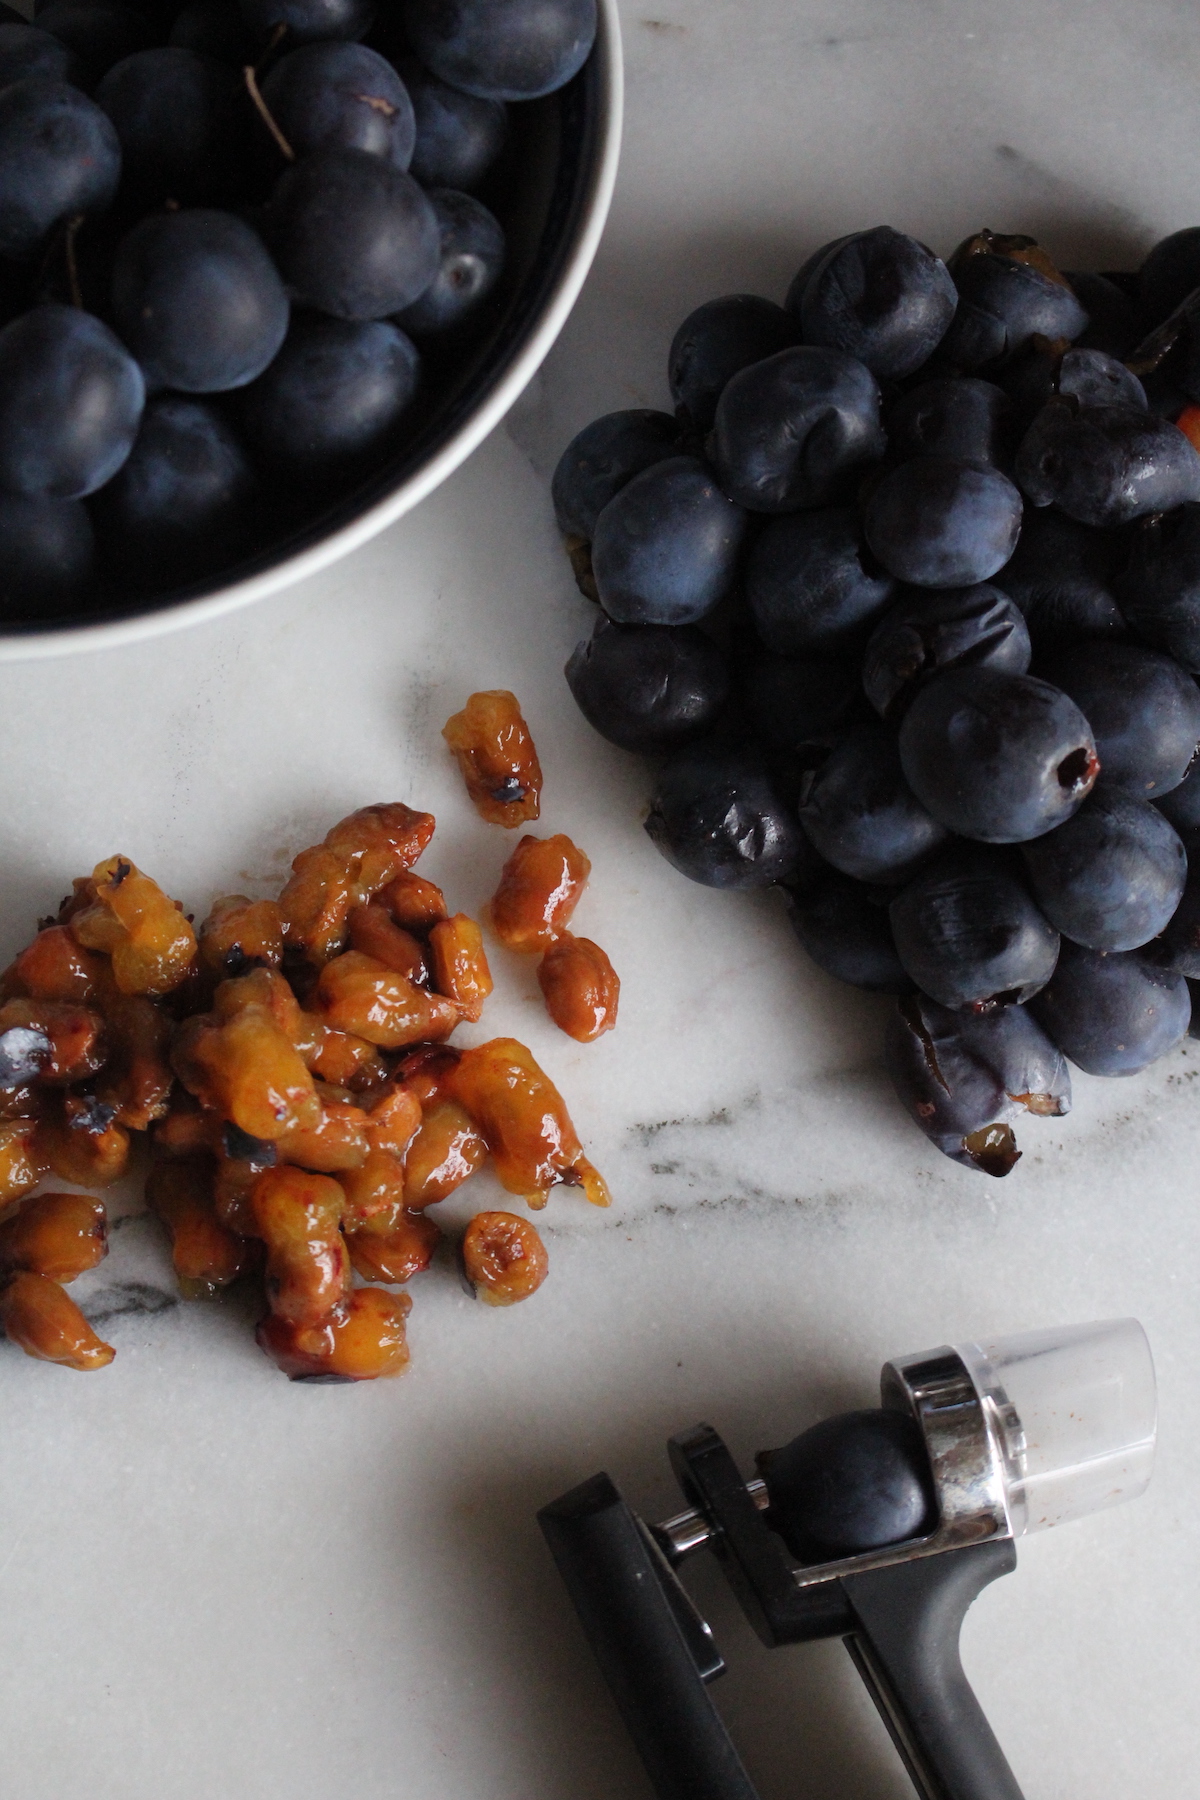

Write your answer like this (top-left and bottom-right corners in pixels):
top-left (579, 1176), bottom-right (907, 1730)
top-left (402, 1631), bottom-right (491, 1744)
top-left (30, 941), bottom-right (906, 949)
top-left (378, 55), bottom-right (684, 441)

top-left (0, 0), bottom-right (596, 621)
top-left (554, 224), bottom-right (1200, 1175)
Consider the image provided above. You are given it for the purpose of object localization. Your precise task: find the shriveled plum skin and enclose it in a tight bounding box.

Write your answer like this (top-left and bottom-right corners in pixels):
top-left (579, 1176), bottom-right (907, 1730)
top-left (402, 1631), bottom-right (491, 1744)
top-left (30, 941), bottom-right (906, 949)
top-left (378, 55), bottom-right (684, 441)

top-left (1042, 642), bottom-right (1200, 797)
top-left (1021, 789), bottom-right (1187, 953)
top-left (798, 723), bottom-right (948, 884)
top-left (786, 875), bottom-right (912, 994)
top-left (1015, 399), bottom-right (1200, 528)
top-left (745, 507), bottom-right (895, 656)
top-left (994, 506), bottom-right (1126, 647)
top-left (645, 743), bottom-right (816, 890)
top-left (668, 294), bottom-right (800, 434)
top-left (712, 346), bottom-right (886, 513)
top-left (1030, 941), bottom-right (1191, 1075)
top-left (551, 409), bottom-right (682, 540)
top-left (885, 993), bottom-right (1069, 1175)
top-left (862, 582), bottom-right (1031, 721)
top-left (898, 667), bottom-right (1098, 844)
top-left (1118, 506), bottom-right (1200, 673)
top-left (565, 616), bottom-right (729, 754)
top-left (796, 226), bottom-right (958, 380)
top-left (591, 455), bottom-right (747, 626)
top-left (889, 849), bottom-right (1060, 1011)
top-left (886, 377), bottom-right (1016, 469)
top-left (863, 456), bottom-right (1023, 589)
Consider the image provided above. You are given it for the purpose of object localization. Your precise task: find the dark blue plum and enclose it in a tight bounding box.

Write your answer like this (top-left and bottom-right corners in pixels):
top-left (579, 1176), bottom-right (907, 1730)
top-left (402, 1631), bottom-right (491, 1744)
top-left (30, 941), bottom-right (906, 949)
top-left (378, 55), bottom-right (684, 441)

top-left (898, 667), bottom-right (1098, 843)
top-left (0, 78), bottom-right (120, 261)
top-left (644, 741), bottom-right (814, 890)
top-left (400, 57), bottom-right (507, 191)
top-left (35, 1), bottom-right (154, 83)
top-left (1030, 940), bottom-right (1190, 1075)
top-left (1066, 271), bottom-right (1139, 359)
top-left (1156, 758), bottom-right (1200, 841)
top-left (551, 409), bottom-right (681, 541)
top-left (96, 47), bottom-right (239, 204)
top-left (1004, 345), bottom-right (1146, 424)
top-left (745, 506), bottom-right (894, 655)
top-left (239, 314), bottom-right (419, 471)
top-left (761, 1409), bottom-right (936, 1562)
top-left (0, 492), bottom-right (94, 619)
top-left (591, 455), bottom-right (746, 626)
top-left (260, 42), bottom-right (415, 169)
top-left (112, 209), bottom-right (289, 392)
top-left (239, 0), bottom-right (375, 44)
top-left (92, 393), bottom-right (257, 588)
top-left (786, 873), bottom-right (912, 993)
top-left (667, 294), bottom-right (800, 434)
top-left (886, 377), bottom-right (1015, 470)
top-left (266, 145), bottom-right (439, 320)
top-left (711, 345), bottom-right (885, 513)
top-left (1021, 788), bottom-right (1186, 953)
top-left (401, 0), bottom-right (596, 101)
top-left (791, 226), bottom-right (957, 380)
top-left (886, 991), bottom-right (1070, 1174)
top-left (169, 0), bottom-right (255, 63)
top-left (1137, 228), bottom-right (1200, 333)
top-left (0, 303), bottom-right (143, 497)
top-left (863, 457), bottom-right (1023, 588)
top-left (993, 507), bottom-right (1125, 647)
top-left (395, 188), bottom-right (503, 335)
top-left (565, 614), bottom-right (729, 753)
top-left (1149, 876), bottom-right (1200, 976)
top-left (862, 583), bottom-right (1031, 721)
top-left (1118, 506), bottom-right (1200, 672)
top-left (1015, 399), bottom-right (1200, 528)
top-left (739, 654), bottom-right (860, 754)
top-left (938, 236), bottom-right (1089, 368)
top-left (798, 722), bottom-right (948, 884)
top-left (1042, 642), bottom-right (1200, 797)
top-left (0, 22), bottom-right (82, 88)
top-left (889, 847), bottom-right (1059, 1010)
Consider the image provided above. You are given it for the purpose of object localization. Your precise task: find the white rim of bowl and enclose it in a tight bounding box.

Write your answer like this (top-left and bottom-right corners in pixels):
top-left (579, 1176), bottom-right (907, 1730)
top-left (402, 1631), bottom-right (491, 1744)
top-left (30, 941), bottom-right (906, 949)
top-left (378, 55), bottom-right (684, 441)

top-left (0, 0), bottom-right (624, 663)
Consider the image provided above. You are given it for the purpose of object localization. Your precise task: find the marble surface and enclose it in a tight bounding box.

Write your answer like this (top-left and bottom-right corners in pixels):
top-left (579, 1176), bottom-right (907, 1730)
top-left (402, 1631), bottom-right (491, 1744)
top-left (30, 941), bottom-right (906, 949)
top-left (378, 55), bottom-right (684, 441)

top-left (1, 3), bottom-right (1198, 1796)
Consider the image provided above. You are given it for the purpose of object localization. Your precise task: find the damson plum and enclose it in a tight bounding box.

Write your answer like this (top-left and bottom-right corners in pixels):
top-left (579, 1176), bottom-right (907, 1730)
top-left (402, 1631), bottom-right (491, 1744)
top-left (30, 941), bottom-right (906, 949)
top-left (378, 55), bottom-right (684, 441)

top-left (591, 456), bottom-right (746, 626)
top-left (1042, 643), bottom-right (1200, 796)
top-left (0, 22), bottom-right (81, 88)
top-left (0, 78), bottom-right (121, 260)
top-left (239, 315), bottom-right (419, 472)
top-left (761, 1409), bottom-right (936, 1561)
top-left (798, 723), bottom-right (948, 884)
top-left (1137, 228), bottom-right (1200, 333)
top-left (396, 189), bottom-right (504, 335)
top-left (886, 377), bottom-right (1015, 469)
top-left (1067, 271), bottom-right (1139, 359)
top-left (0, 304), bottom-right (143, 499)
top-left (786, 873), bottom-right (912, 993)
top-left (1148, 875), bottom-right (1200, 976)
top-left (239, 0), bottom-right (376, 45)
top-left (790, 225), bottom-right (957, 380)
top-left (564, 615), bottom-right (729, 752)
top-left (35, 0), bottom-right (154, 84)
top-left (993, 507), bottom-right (1125, 646)
top-left (551, 409), bottom-right (682, 541)
top-left (885, 992), bottom-right (1070, 1175)
top-left (1156, 759), bottom-right (1200, 841)
top-left (92, 394), bottom-right (257, 588)
top-left (1030, 940), bottom-right (1190, 1075)
top-left (938, 233), bottom-right (1089, 368)
top-left (0, 493), bottom-right (94, 619)
top-left (898, 667), bottom-right (1098, 843)
top-left (1118, 506), bottom-right (1200, 672)
top-left (744, 507), bottom-right (894, 655)
top-left (668, 294), bottom-right (800, 433)
top-left (739, 654), bottom-right (859, 755)
top-left (889, 848), bottom-right (1059, 1010)
top-left (1003, 345), bottom-right (1146, 423)
top-left (862, 583), bottom-right (1031, 721)
top-left (1015, 400), bottom-right (1200, 528)
top-left (1021, 788), bottom-right (1186, 952)
top-left (112, 210), bottom-right (289, 393)
top-left (170, 0), bottom-right (255, 63)
top-left (863, 457), bottom-right (1023, 588)
top-left (711, 345), bottom-right (885, 513)
top-left (96, 47), bottom-right (239, 205)
top-left (401, 0), bottom-right (596, 101)
top-left (400, 57), bottom-right (507, 190)
top-left (260, 43), bottom-right (416, 170)
top-left (644, 742), bottom-right (814, 889)
top-left (265, 145), bottom-right (439, 320)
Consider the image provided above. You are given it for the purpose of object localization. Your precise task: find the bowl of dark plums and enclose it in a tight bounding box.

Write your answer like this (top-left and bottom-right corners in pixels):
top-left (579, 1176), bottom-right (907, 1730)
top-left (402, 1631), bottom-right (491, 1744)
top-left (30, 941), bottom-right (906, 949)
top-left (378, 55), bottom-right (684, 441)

top-left (553, 223), bottom-right (1200, 1176)
top-left (0, 0), bottom-right (620, 649)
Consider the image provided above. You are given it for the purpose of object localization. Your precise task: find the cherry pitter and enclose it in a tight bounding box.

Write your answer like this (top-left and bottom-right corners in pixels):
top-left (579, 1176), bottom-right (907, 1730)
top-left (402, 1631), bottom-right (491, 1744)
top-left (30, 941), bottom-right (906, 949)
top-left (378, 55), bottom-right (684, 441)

top-left (539, 1317), bottom-right (1155, 1800)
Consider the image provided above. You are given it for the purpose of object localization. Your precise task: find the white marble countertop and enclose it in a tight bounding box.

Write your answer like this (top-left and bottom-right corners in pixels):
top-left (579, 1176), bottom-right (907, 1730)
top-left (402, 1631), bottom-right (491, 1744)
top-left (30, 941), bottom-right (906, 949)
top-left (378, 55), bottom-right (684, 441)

top-left (1, 3), bottom-right (1197, 1796)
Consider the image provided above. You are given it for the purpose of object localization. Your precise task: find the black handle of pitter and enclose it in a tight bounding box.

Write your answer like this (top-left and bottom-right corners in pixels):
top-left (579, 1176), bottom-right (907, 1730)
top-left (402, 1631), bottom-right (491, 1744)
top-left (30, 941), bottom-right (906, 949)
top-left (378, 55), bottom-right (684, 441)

top-left (839, 1540), bottom-right (1025, 1800)
top-left (538, 1473), bottom-right (764, 1800)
